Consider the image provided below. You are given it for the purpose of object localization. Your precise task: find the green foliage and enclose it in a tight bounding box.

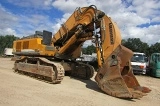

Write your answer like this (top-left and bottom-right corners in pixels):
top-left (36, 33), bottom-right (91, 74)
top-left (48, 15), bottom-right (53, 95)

top-left (122, 38), bottom-right (160, 56)
top-left (82, 44), bottom-right (96, 55)
top-left (122, 38), bottom-right (149, 52)
top-left (149, 43), bottom-right (160, 54)
top-left (0, 35), bottom-right (19, 54)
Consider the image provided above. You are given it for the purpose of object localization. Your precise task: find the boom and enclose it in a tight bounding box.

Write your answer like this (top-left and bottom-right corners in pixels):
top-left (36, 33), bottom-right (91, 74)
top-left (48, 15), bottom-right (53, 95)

top-left (51, 5), bottom-right (122, 67)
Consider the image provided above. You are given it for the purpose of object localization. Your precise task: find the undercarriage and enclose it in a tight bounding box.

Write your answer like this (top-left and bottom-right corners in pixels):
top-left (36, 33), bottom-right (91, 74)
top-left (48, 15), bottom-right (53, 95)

top-left (14, 56), bottom-right (94, 83)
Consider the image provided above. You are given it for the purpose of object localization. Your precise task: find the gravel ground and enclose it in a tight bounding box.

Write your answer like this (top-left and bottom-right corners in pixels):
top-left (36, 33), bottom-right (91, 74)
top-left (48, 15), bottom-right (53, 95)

top-left (0, 58), bottom-right (160, 106)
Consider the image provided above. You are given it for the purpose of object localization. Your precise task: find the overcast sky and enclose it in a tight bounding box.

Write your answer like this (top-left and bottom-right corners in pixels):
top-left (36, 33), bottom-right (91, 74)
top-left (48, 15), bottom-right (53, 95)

top-left (0, 0), bottom-right (160, 46)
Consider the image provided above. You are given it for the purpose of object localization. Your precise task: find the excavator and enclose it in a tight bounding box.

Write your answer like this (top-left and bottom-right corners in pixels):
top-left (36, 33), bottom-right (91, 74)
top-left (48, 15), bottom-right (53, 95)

top-left (12, 5), bottom-right (151, 99)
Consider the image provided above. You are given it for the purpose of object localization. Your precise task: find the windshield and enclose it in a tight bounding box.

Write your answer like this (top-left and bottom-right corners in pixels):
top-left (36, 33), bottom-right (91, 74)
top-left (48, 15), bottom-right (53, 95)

top-left (131, 54), bottom-right (145, 62)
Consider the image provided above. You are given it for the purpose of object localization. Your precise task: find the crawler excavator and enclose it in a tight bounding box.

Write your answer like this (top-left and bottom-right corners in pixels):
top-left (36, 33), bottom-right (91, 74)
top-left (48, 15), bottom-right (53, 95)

top-left (12, 5), bottom-right (151, 99)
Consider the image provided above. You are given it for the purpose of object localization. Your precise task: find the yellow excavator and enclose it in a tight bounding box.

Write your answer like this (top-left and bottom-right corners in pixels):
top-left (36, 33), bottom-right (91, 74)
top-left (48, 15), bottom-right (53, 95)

top-left (12, 5), bottom-right (151, 99)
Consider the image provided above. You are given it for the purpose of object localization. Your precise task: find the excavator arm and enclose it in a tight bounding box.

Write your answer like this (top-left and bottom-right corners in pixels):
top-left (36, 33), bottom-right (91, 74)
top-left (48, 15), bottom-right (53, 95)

top-left (52, 5), bottom-right (151, 99)
top-left (12, 5), bottom-right (151, 99)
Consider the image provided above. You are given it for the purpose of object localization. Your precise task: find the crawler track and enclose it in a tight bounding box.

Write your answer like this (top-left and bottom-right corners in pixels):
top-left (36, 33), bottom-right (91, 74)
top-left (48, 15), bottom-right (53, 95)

top-left (14, 57), bottom-right (65, 84)
top-left (70, 62), bottom-right (94, 80)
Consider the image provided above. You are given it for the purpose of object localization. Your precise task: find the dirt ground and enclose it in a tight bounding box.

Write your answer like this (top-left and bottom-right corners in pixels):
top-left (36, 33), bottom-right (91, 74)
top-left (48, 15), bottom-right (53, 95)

top-left (0, 58), bottom-right (160, 106)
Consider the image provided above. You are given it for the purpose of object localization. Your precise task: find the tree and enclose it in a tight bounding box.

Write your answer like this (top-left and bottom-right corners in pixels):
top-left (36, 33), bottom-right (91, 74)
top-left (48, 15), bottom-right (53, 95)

top-left (149, 43), bottom-right (160, 55)
top-left (0, 35), bottom-right (19, 54)
top-left (122, 38), bottom-right (149, 56)
top-left (82, 44), bottom-right (96, 55)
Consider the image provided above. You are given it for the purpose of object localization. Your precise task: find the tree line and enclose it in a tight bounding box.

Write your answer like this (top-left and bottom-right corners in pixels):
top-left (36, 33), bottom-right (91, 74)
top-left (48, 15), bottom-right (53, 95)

top-left (0, 35), bottom-right (160, 57)
top-left (122, 38), bottom-right (160, 56)
top-left (83, 38), bottom-right (160, 56)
